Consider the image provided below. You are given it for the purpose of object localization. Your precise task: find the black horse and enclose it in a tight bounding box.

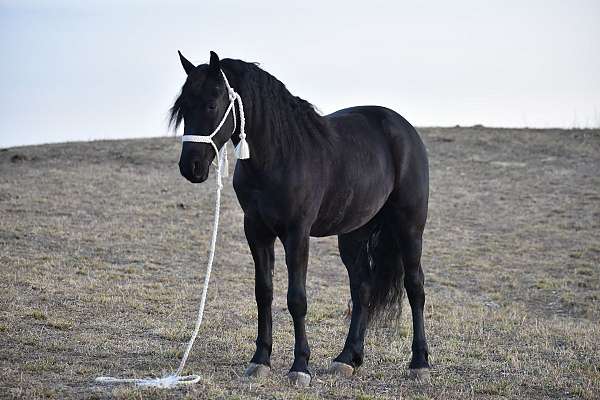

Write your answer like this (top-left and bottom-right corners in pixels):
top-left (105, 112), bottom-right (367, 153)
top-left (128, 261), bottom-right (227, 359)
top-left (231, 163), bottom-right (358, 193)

top-left (172, 51), bottom-right (430, 386)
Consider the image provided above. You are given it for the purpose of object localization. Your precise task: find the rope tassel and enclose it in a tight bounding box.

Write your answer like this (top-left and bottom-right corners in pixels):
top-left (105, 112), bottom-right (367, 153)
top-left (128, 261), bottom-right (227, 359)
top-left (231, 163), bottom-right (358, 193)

top-left (233, 90), bottom-right (250, 160)
top-left (235, 136), bottom-right (250, 159)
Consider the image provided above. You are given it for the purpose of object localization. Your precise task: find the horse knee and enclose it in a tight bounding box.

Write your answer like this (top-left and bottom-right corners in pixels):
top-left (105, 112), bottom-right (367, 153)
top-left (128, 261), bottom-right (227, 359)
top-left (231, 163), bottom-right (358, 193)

top-left (358, 282), bottom-right (372, 307)
top-left (404, 264), bottom-right (424, 295)
top-left (287, 289), bottom-right (307, 317)
top-left (256, 289), bottom-right (273, 307)
top-left (404, 264), bottom-right (424, 285)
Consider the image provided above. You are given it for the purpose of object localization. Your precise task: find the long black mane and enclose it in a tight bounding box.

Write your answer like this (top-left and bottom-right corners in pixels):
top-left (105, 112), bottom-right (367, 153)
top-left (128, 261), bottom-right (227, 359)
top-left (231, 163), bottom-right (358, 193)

top-left (170, 59), bottom-right (335, 165)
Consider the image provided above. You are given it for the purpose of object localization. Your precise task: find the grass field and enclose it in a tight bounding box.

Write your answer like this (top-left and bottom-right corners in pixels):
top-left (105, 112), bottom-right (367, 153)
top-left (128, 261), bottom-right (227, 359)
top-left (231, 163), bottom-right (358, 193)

top-left (1, 127), bottom-right (599, 399)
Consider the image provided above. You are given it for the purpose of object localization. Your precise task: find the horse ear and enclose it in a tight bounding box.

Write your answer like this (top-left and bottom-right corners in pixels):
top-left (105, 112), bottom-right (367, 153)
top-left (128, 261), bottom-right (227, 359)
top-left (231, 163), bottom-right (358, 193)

top-left (178, 50), bottom-right (195, 75)
top-left (209, 51), bottom-right (221, 71)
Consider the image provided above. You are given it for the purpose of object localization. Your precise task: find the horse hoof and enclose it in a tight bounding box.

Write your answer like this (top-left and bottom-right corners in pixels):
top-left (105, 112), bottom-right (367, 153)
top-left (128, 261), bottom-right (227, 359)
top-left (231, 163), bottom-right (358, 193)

top-left (287, 371), bottom-right (311, 387)
top-left (408, 368), bottom-right (431, 382)
top-left (244, 363), bottom-right (271, 378)
top-left (328, 361), bottom-right (354, 377)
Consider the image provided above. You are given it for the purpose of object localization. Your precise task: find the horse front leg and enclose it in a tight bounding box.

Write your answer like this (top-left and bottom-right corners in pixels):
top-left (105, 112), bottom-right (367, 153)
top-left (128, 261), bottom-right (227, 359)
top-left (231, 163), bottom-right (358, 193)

top-left (281, 228), bottom-right (311, 387)
top-left (244, 216), bottom-right (276, 378)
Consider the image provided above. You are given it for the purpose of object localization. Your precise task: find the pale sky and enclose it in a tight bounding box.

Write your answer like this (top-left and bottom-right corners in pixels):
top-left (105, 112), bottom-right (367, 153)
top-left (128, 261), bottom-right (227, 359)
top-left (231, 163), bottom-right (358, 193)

top-left (1, 0), bottom-right (599, 148)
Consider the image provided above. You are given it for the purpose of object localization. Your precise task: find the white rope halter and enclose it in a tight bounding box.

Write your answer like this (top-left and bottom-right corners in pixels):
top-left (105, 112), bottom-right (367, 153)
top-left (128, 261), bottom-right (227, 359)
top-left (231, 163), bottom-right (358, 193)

top-left (95, 70), bottom-right (245, 389)
top-left (181, 70), bottom-right (250, 161)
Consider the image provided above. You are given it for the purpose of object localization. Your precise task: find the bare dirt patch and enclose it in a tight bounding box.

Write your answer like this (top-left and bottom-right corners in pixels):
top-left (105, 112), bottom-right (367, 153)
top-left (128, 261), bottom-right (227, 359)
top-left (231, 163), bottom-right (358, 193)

top-left (1, 128), bottom-right (599, 399)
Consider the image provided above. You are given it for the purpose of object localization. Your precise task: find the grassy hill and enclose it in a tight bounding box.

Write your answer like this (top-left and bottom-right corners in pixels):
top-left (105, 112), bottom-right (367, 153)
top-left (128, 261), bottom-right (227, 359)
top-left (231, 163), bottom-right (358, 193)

top-left (1, 127), bottom-right (599, 399)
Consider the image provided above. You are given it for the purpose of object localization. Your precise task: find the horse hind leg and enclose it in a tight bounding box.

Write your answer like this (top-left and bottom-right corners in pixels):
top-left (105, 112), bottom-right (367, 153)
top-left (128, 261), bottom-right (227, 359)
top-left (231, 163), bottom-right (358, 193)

top-left (389, 207), bottom-right (431, 380)
top-left (401, 230), bottom-right (430, 380)
top-left (329, 227), bottom-right (374, 377)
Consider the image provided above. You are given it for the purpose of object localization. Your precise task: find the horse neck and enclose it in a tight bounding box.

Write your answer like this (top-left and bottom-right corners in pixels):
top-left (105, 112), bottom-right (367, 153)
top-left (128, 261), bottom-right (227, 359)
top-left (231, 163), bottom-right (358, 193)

top-left (235, 91), bottom-right (279, 168)
top-left (224, 62), bottom-right (332, 171)
top-left (221, 63), bottom-right (269, 168)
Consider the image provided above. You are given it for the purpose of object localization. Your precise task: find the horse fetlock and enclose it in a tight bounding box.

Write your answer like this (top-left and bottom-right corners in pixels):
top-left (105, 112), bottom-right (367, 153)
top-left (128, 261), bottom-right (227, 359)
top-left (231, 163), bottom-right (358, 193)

top-left (409, 347), bottom-right (430, 370)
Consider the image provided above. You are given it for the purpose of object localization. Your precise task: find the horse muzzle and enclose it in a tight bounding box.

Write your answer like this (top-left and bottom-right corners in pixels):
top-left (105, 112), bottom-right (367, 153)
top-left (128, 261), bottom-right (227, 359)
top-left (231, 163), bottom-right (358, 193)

top-left (179, 159), bottom-right (209, 183)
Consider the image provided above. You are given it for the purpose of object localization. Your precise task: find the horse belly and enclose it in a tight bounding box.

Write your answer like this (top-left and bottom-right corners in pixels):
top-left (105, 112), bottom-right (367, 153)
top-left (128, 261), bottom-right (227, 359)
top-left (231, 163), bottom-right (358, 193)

top-left (310, 175), bottom-right (392, 237)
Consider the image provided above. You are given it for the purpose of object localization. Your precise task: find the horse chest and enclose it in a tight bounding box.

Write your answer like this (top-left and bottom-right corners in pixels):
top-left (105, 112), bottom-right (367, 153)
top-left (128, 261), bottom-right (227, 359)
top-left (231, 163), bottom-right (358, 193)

top-left (234, 181), bottom-right (312, 231)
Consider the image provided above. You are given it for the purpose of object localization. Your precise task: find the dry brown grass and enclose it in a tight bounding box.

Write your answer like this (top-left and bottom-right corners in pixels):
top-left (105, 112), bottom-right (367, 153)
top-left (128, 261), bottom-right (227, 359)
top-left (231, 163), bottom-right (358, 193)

top-left (1, 127), bottom-right (599, 399)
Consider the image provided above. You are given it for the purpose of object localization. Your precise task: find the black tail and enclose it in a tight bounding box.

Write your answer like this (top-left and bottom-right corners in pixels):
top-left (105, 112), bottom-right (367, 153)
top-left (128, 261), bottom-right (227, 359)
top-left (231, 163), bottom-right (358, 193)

top-left (366, 221), bottom-right (405, 323)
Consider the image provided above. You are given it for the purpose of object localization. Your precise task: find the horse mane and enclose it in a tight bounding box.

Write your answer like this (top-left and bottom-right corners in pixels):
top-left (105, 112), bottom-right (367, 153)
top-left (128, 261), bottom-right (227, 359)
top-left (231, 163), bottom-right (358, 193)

top-left (170, 59), bottom-right (335, 166)
top-left (168, 64), bottom-right (211, 131)
top-left (168, 92), bottom-right (185, 131)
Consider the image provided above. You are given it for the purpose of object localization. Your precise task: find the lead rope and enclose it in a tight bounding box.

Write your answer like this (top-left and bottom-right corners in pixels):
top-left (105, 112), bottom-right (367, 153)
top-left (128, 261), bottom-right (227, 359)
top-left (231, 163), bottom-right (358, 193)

top-left (95, 146), bottom-right (227, 388)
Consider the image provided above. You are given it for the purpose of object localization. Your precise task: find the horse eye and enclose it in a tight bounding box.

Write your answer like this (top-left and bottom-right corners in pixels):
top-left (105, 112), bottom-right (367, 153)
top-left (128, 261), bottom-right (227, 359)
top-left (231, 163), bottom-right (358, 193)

top-left (207, 103), bottom-right (217, 111)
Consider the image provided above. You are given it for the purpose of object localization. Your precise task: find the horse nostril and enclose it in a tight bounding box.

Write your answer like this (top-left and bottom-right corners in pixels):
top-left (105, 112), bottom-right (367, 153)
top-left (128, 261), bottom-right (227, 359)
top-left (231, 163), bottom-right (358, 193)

top-left (193, 161), bottom-right (202, 177)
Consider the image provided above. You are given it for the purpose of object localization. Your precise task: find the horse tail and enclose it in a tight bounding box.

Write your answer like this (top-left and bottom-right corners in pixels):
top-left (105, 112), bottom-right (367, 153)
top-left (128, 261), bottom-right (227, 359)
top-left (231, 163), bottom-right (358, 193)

top-left (366, 220), bottom-right (405, 323)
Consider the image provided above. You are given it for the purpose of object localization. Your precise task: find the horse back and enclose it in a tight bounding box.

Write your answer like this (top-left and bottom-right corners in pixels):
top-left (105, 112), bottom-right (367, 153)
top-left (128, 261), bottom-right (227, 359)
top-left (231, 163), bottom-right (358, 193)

top-left (327, 106), bottom-right (428, 200)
